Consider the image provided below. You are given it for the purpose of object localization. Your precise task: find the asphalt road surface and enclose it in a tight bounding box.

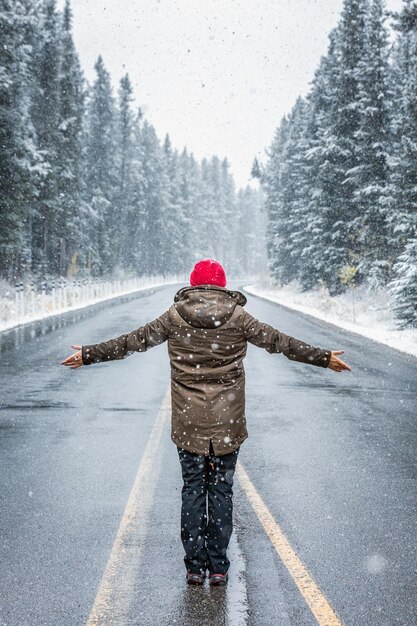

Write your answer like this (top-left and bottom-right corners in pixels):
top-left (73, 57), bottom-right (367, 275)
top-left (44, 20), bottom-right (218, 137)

top-left (0, 282), bottom-right (416, 626)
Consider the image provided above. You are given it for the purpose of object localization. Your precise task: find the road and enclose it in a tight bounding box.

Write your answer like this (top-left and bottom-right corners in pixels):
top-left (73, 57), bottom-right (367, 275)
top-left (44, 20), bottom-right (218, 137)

top-left (0, 282), bottom-right (416, 626)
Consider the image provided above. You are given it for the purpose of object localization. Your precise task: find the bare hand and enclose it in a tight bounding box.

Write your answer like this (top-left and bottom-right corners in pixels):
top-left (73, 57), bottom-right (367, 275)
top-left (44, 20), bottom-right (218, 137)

top-left (61, 345), bottom-right (83, 369)
top-left (328, 350), bottom-right (351, 372)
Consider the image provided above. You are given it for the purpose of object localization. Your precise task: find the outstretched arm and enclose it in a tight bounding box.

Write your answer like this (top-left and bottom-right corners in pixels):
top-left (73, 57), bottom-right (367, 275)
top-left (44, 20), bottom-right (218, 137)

top-left (242, 310), bottom-right (351, 372)
top-left (61, 310), bottom-right (170, 369)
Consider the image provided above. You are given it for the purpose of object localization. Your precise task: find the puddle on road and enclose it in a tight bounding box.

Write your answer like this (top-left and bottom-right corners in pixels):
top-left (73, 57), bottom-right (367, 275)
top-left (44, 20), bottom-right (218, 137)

top-left (168, 529), bottom-right (249, 625)
top-left (0, 402), bottom-right (72, 411)
top-left (275, 381), bottom-right (414, 397)
top-left (100, 406), bottom-right (147, 412)
top-left (174, 584), bottom-right (228, 626)
top-left (276, 381), bottom-right (363, 395)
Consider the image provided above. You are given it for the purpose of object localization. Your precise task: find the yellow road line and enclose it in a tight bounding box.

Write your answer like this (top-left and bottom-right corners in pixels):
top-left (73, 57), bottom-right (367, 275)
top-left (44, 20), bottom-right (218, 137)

top-left (85, 385), bottom-right (171, 626)
top-left (236, 461), bottom-right (344, 626)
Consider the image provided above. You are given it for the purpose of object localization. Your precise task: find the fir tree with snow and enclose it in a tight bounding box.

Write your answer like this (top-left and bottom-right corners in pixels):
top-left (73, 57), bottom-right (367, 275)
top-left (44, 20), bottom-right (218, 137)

top-left (56, 0), bottom-right (85, 276)
top-left (84, 55), bottom-right (117, 275)
top-left (388, 1), bottom-right (417, 260)
top-left (388, 237), bottom-right (417, 327)
top-left (31, 0), bottom-right (63, 276)
top-left (0, 0), bottom-right (43, 280)
top-left (353, 0), bottom-right (393, 287)
top-left (114, 73), bottom-right (137, 273)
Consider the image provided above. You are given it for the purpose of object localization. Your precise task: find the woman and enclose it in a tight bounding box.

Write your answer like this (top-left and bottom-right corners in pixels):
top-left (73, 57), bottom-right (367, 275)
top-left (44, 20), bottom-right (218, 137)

top-left (61, 258), bottom-right (351, 586)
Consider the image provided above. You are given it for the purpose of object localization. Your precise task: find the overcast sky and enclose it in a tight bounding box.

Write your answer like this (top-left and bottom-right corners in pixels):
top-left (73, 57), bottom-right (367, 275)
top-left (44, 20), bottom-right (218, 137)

top-left (65, 0), bottom-right (402, 190)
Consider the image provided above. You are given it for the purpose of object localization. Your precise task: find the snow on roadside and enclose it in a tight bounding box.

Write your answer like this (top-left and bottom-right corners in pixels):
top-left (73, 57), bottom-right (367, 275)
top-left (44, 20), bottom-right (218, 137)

top-left (0, 277), bottom-right (183, 334)
top-left (243, 280), bottom-right (417, 359)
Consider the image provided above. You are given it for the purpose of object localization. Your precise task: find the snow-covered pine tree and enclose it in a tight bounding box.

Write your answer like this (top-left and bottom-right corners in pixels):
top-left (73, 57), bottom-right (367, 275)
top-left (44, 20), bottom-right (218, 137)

top-left (31, 0), bottom-right (62, 276)
top-left (197, 157), bottom-right (218, 260)
top-left (219, 157), bottom-right (237, 271)
top-left (178, 148), bottom-right (202, 267)
top-left (235, 186), bottom-right (267, 277)
top-left (138, 120), bottom-right (169, 275)
top-left (276, 97), bottom-right (312, 286)
top-left (388, 237), bottom-right (417, 327)
top-left (320, 0), bottom-right (368, 294)
top-left (115, 73), bottom-right (136, 273)
top-left (262, 115), bottom-right (290, 285)
top-left (0, 0), bottom-right (43, 281)
top-left (84, 55), bottom-right (117, 275)
top-left (163, 134), bottom-right (188, 274)
top-left (206, 156), bottom-right (224, 261)
top-left (262, 94), bottom-right (320, 289)
top-left (388, 1), bottom-right (417, 257)
top-left (57, 0), bottom-right (85, 277)
top-left (125, 106), bottom-right (147, 275)
top-left (387, 0), bottom-right (417, 326)
top-left (296, 49), bottom-right (338, 291)
top-left (352, 0), bottom-right (393, 287)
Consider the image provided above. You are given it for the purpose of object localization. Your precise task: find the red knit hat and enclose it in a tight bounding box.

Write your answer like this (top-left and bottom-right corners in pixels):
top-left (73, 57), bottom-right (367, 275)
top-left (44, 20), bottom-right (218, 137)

top-left (190, 259), bottom-right (227, 287)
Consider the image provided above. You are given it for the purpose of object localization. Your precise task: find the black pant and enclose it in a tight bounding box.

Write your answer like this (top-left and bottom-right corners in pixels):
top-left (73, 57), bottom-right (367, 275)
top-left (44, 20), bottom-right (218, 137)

top-left (177, 441), bottom-right (239, 575)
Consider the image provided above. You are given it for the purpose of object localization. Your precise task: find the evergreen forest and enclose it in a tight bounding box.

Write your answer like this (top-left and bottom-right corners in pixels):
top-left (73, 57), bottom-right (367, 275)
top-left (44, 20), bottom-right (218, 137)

top-left (254, 0), bottom-right (417, 327)
top-left (0, 0), bottom-right (267, 285)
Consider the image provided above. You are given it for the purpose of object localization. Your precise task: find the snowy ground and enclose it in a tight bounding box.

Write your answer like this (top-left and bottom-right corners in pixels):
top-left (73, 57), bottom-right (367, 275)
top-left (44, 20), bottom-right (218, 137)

top-left (243, 278), bottom-right (417, 359)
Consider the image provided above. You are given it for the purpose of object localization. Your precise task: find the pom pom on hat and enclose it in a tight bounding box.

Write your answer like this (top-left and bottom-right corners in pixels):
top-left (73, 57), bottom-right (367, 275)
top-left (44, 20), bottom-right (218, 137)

top-left (190, 259), bottom-right (226, 287)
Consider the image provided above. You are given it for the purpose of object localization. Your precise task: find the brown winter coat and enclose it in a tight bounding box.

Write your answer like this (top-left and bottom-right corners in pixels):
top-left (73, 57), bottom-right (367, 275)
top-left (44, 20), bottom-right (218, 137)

top-left (81, 284), bottom-right (332, 455)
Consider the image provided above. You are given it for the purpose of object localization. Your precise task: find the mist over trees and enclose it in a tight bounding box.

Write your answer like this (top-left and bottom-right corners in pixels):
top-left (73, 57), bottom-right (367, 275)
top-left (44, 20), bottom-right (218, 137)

top-left (255, 0), bottom-right (417, 327)
top-left (0, 0), bottom-right (267, 284)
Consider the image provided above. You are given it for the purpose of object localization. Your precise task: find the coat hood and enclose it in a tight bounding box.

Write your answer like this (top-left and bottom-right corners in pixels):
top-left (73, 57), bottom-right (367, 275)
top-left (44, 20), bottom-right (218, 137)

top-left (173, 284), bottom-right (247, 328)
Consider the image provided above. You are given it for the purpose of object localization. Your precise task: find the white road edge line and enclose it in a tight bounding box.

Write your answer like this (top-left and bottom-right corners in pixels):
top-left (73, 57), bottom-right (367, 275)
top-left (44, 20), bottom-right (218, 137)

top-left (227, 529), bottom-right (249, 625)
top-left (85, 385), bottom-right (171, 626)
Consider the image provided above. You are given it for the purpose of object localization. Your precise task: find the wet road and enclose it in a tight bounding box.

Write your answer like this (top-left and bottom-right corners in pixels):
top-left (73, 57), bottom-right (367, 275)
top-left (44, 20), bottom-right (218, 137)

top-left (0, 282), bottom-right (416, 626)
